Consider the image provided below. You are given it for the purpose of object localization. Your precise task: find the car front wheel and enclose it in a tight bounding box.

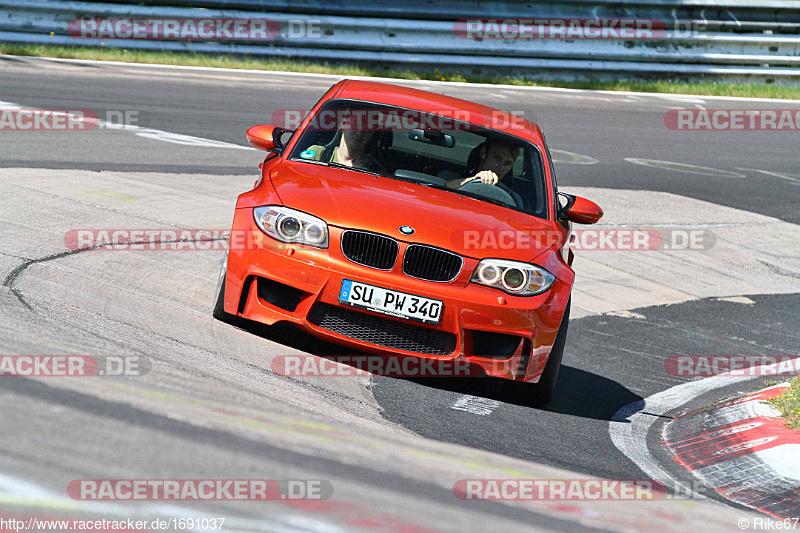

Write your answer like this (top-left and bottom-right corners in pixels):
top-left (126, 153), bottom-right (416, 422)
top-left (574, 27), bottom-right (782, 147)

top-left (504, 297), bottom-right (570, 408)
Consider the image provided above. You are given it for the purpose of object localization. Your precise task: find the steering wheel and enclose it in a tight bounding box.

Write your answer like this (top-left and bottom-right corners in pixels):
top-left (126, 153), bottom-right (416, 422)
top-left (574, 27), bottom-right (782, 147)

top-left (458, 178), bottom-right (517, 207)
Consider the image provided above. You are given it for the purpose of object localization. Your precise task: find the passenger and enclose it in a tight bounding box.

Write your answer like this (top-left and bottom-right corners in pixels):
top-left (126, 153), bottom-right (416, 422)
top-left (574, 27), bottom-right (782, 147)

top-left (303, 112), bottom-right (385, 171)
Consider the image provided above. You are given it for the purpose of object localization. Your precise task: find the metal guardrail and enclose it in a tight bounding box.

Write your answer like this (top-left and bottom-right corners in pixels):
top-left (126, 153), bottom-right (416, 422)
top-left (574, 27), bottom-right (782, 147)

top-left (75, 0), bottom-right (800, 26)
top-left (1, 0), bottom-right (799, 83)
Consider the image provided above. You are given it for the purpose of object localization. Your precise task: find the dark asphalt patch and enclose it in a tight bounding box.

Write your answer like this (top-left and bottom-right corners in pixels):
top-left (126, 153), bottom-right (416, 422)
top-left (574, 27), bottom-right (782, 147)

top-left (373, 294), bottom-right (800, 484)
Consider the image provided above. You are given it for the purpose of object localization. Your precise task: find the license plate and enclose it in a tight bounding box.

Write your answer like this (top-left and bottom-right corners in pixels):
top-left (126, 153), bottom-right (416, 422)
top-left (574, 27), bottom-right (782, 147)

top-left (338, 279), bottom-right (443, 324)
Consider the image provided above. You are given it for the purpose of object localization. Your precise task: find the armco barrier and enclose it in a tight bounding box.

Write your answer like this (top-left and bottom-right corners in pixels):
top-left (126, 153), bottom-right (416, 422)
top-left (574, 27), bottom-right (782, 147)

top-left (68, 0), bottom-right (800, 28)
top-left (1, 0), bottom-right (799, 83)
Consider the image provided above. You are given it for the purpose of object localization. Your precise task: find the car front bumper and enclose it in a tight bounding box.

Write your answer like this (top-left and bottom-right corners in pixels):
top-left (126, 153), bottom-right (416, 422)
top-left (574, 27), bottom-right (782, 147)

top-left (223, 207), bottom-right (572, 383)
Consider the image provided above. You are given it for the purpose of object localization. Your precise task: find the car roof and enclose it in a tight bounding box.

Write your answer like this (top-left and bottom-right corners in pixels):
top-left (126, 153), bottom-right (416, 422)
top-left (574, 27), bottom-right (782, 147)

top-left (332, 80), bottom-right (542, 145)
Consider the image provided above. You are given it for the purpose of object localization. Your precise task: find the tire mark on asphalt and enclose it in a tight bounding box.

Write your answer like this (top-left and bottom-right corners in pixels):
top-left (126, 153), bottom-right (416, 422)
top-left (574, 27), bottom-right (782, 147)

top-left (759, 260), bottom-right (800, 281)
top-left (3, 249), bottom-right (72, 311)
top-left (2, 237), bottom-right (228, 311)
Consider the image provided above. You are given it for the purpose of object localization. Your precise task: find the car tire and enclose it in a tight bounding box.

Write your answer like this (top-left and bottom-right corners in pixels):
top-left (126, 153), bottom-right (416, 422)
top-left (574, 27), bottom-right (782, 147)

top-left (212, 251), bottom-right (236, 324)
top-left (507, 297), bottom-right (570, 408)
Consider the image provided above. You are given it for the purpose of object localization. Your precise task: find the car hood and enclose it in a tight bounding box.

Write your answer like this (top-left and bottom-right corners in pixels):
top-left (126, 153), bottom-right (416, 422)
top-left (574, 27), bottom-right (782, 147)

top-left (269, 160), bottom-right (556, 261)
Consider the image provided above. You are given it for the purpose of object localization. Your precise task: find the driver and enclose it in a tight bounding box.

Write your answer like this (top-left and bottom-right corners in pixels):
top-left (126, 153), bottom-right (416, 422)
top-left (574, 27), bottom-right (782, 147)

top-left (304, 112), bottom-right (384, 171)
top-left (446, 141), bottom-right (520, 189)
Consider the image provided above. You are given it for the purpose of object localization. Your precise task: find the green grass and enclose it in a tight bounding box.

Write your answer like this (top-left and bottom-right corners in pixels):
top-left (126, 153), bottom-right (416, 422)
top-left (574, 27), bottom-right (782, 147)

top-left (2, 43), bottom-right (800, 100)
top-left (766, 377), bottom-right (800, 430)
top-left (754, 380), bottom-right (779, 391)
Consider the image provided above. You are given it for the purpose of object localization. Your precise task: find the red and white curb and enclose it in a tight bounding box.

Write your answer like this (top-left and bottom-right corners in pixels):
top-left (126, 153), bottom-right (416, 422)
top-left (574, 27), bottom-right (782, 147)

top-left (663, 383), bottom-right (800, 518)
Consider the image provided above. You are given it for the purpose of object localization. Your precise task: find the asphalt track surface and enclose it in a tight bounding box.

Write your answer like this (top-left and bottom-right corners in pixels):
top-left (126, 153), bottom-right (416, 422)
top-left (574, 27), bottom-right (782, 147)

top-left (1, 56), bottom-right (799, 532)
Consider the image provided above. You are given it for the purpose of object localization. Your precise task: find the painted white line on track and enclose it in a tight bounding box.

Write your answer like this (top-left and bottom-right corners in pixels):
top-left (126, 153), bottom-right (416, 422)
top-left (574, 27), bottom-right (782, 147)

top-left (736, 167), bottom-right (800, 186)
top-left (118, 124), bottom-right (254, 150)
top-left (550, 149), bottom-right (598, 165)
top-left (699, 445), bottom-right (800, 483)
top-left (716, 296), bottom-right (756, 305)
top-left (604, 310), bottom-right (646, 320)
top-left (8, 54), bottom-right (800, 104)
top-left (609, 357), bottom-right (800, 501)
top-left (625, 158), bottom-right (746, 178)
top-left (0, 100), bottom-right (254, 150)
top-left (451, 395), bottom-right (500, 415)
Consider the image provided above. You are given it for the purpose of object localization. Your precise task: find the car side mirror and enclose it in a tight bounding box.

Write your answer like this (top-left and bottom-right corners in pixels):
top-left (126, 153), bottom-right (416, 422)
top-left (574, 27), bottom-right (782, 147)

top-left (246, 125), bottom-right (293, 154)
top-left (558, 193), bottom-right (603, 224)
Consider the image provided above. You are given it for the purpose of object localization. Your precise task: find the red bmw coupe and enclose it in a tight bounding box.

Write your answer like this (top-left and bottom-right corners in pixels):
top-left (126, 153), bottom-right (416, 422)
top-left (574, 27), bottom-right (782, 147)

top-left (214, 80), bottom-right (602, 406)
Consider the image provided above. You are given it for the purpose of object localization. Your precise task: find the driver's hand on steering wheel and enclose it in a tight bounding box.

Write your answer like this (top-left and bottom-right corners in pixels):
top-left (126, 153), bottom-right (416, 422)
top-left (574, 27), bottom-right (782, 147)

top-left (470, 170), bottom-right (500, 186)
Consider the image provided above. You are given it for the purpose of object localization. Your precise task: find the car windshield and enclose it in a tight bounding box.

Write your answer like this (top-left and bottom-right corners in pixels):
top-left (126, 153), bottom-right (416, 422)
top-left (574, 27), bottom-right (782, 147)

top-left (287, 99), bottom-right (549, 220)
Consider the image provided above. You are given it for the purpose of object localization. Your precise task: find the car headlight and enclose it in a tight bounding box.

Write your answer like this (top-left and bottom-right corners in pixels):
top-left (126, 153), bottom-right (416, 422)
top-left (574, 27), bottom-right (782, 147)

top-left (471, 259), bottom-right (555, 296)
top-left (253, 206), bottom-right (329, 248)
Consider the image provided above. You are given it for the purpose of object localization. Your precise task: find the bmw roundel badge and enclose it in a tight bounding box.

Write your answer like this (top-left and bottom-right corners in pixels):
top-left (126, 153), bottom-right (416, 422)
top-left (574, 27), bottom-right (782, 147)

top-left (399, 226), bottom-right (415, 235)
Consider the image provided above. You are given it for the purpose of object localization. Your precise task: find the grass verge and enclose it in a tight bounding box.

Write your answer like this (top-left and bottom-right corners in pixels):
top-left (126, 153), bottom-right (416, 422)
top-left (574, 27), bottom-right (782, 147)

top-left (766, 377), bottom-right (800, 430)
top-left (2, 43), bottom-right (800, 100)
